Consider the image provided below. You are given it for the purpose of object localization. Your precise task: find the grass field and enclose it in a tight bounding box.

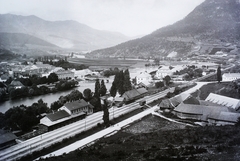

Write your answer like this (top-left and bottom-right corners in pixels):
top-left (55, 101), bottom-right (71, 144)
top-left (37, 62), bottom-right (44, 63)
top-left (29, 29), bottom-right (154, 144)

top-left (68, 58), bottom-right (146, 68)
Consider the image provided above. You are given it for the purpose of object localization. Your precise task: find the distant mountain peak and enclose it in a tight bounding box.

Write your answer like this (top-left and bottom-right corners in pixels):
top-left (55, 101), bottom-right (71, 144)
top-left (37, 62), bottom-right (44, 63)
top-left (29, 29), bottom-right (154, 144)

top-left (88, 0), bottom-right (240, 58)
top-left (0, 14), bottom-right (130, 51)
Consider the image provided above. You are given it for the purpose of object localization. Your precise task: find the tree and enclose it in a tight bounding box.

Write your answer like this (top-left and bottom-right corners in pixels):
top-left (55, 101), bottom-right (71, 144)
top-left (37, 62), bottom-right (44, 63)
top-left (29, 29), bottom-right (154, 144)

top-left (48, 73), bottom-right (58, 83)
top-left (103, 100), bottom-right (109, 127)
top-left (117, 70), bottom-right (125, 96)
top-left (94, 79), bottom-right (101, 97)
top-left (83, 88), bottom-right (93, 101)
top-left (154, 58), bottom-right (160, 66)
top-left (164, 75), bottom-right (171, 86)
top-left (155, 81), bottom-right (164, 88)
top-left (110, 82), bottom-right (117, 98)
top-left (123, 69), bottom-right (132, 92)
top-left (100, 80), bottom-right (107, 96)
top-left (217, 65), bottom-right (222, 83)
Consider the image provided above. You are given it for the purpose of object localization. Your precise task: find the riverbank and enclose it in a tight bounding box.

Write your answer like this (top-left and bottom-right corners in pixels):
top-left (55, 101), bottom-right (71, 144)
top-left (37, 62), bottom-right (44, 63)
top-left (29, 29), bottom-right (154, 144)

top-left (0, 81), bottom-right (113, 113)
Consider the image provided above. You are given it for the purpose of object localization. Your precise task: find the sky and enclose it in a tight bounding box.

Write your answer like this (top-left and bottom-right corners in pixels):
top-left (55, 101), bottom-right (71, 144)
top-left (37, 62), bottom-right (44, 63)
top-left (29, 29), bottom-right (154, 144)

top-left (0, 0), bottom-right (205, 37)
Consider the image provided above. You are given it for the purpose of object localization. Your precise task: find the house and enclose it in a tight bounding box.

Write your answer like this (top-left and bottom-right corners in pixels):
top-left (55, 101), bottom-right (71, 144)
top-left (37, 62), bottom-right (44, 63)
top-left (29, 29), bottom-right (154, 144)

top-left (60, 99), bottom-right (94, 115)
top-left (156, 66), bottom-right (173, 79)
top-left (0, 130), bottom-right (17, 150)
top-left (136, 71), bottom-right (152, 86)
top-left (222, 73), bottom-right (240, 82)
top-left (55, 70), bottom-right (74, 79)
top-left (156, 65), bottom-right (185, 79)
top-left (122, 88), bottom-right (148, 103)
top-left (205, 93), bottom-right (240, 110)
top-left (39, 110), bottom-right (86, 132)
top-left (9, 80), bottom-right (24, 89)
top-left (159, 93), bottom-right (192, 110)
top-left (72, 69), bottom-right (92, 80)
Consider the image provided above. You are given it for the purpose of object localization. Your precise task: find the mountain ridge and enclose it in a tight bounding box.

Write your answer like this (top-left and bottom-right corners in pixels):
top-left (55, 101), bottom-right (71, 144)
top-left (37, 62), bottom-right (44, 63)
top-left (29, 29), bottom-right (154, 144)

top-left (0, 14), bottom-right (130, 51)
top-left (87, 0), bottom-right (240, 58)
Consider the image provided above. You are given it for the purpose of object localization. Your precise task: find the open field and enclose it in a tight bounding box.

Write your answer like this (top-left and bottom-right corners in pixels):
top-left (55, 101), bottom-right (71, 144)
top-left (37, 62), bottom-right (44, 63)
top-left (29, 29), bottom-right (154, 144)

top-left (68, 58), bottom-right (146, 68)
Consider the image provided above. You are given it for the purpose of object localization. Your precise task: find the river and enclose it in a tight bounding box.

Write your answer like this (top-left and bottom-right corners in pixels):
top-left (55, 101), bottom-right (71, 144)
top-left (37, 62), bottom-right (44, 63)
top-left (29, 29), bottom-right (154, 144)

top-left (0, 81), bottom-right (113, 113)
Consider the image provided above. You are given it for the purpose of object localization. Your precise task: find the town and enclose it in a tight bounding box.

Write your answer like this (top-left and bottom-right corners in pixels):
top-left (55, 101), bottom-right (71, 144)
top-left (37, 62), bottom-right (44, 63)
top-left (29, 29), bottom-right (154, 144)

top-left (1, 0), bottom-right (240, 160)
top-left (1, 40), bottom-right (240, 160)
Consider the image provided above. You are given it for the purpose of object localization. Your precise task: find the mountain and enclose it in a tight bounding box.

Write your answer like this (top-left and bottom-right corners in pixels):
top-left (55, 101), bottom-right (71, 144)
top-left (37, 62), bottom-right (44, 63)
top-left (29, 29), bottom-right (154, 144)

top-left (0, 32), bottom-right (58, 48)
top-left (88, 0), bottom-right (240, 58)
top-left (0, 14), bottom-right (130, 51)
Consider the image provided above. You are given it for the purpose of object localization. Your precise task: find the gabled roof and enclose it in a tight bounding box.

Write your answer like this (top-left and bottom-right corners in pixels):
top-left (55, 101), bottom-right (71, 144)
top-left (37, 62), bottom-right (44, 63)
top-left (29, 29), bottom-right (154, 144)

top-left (46, 110), bottom-right (70, 121)
top-left (10, 80), bottom-right (24, 87)
top-left (159, 99), bottom-right (174, 109)
top-left (205, 93), bottom-right (240, 110)
top-left (183, 96), bottom-right (200, 105)
top-left (64, 99), bottom-right (89, 111)
top-left (222, 73), bottom-right (240, 78)
top-left (169, 93), bottom-right (190, 107)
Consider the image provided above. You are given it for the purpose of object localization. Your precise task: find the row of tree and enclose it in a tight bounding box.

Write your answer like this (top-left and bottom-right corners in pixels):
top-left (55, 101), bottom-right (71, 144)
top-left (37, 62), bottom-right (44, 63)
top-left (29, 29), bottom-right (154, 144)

top-left (8, 79), bottom-right (78, 100)
top-left (0, 99), bottom-right (50, 132)
top-left (110, 69), bottom-right (132, 97)
top-left (5, 73), bottom-right (59, 87)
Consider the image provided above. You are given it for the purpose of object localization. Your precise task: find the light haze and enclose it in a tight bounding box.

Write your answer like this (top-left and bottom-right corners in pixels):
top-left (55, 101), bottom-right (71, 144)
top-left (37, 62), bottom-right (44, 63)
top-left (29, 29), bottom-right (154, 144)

top-left (0, 0), bottom-right (205, 37)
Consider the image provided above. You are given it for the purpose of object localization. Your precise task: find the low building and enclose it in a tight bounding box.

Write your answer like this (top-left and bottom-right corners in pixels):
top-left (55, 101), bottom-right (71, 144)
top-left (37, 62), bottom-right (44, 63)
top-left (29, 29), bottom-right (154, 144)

top-left (39, 110), bottom-right (86, 132)
top-left (173, 103), bottom-right (232, 122)
top-left (222, 73), bottom-right (240, 82)
top-left (0, 130), bottom-right (17, 150)
top-left (55, 70), bottom-right (74, 79)
top-left (9, 80), bottom-right (24, 89)
top-left (208, 111), bottom-right (240, 126)
top-left (60, 99), bottom-right (94, 115)
top-left (156, 65), bottom-right (185, 79)
top-left (205, 93), bottom-right (240, 110)
top-left (122, 88), bottom-right (148, 103)
top-left (136, 71), bottom-right (152, 86)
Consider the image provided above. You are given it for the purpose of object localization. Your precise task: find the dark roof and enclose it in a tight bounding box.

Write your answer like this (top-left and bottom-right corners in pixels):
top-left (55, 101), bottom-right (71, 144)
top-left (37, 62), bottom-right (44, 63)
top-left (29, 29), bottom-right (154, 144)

top-left (46, 110), bottom-right (70, 121)
top-left (212, 112), bottom-right (240, 123)
top-left (123, 89), bottom-right (141, 100)
top-left (0, 132), bottom-right (17, 145)
top-left (10, 80), bottom-right (24, 87)
top-left (174, 103), bottom-right (232, 119)
top-left (183, 96), bottom-right (200, 105)
top-left (64, 99), bottom-right (89, 111)
top-left (159, 99), bottom-right (174, 109)
top-left (136, 88), bottom-right (148, 95)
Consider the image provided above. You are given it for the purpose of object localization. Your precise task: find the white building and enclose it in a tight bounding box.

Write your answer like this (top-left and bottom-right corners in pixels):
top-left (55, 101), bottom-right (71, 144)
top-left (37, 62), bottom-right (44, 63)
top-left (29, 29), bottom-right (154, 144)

top-left (55, 70), bottom-right (74, 79)
top-left (156, 65), bottom-right (184, 79)
top-left (136, 71), bottom-right (152, 85)
top-left (71, 69), bottom-right (92, 80)
top-left (222, 73), bottom-right (240, 82)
